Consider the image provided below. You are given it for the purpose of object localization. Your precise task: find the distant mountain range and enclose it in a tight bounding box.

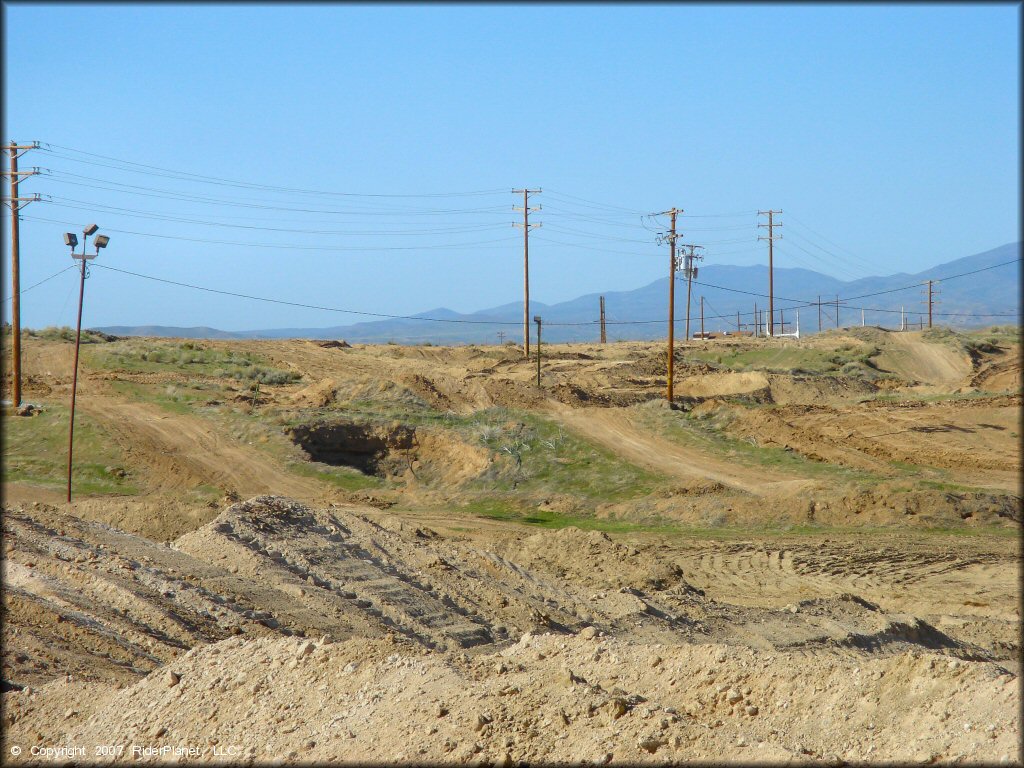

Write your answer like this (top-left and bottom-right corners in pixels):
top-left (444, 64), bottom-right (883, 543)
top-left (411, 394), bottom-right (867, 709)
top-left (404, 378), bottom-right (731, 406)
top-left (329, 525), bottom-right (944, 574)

top-left (95, 242), bottom-right (1020, 344)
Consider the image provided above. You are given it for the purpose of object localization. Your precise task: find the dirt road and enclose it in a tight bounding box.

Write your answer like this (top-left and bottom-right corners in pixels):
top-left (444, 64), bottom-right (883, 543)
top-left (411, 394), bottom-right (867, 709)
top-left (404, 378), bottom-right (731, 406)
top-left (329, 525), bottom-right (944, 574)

top-left (550, 404), bottom-right (810, 496)
top-left (80, 398), bottom-right (328, 503)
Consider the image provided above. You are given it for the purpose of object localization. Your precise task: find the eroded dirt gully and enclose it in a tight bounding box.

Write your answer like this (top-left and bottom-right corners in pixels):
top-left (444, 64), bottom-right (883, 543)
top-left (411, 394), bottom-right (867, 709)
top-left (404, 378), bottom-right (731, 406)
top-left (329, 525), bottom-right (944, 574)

top-left (1, 330), bottom-right (1021, 763)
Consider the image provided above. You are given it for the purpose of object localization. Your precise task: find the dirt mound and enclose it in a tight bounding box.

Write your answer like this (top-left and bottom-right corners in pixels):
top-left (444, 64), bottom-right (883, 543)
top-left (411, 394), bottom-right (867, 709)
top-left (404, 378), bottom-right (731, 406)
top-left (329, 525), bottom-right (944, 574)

top-left (873, 332), bottom-right (973, 389)
top-left (397, 372), bottom-right (456, 410)
top-left (480, 377), bottom-right (548, 409)
top-left (288, 377), bottom-right (338, 407)
top-left (971, 348), bottom-right (1021, 392)
top-left (5, 632), bottom-right (1017, 765)
top-left (499, 527), bottom-right (691, 593)
top-left (676, 371), bottom-right (771, 400)
top-left (764, 372), bottom-right (876, 405)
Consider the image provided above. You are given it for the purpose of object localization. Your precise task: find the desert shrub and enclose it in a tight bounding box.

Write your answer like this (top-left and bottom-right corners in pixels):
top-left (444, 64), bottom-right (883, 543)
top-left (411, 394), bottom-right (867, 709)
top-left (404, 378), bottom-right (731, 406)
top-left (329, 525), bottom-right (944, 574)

top-left (251, 368), bottom-right (300, 385)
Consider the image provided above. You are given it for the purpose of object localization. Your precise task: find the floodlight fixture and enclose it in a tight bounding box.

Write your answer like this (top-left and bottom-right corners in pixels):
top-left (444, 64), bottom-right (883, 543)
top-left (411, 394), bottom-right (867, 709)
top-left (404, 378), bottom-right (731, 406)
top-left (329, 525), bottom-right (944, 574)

top-left (83, 223), bottom-right (99, 236)
top-left (94, 234), bottom-right (110, 249)
top-left (63, 232), bottom-right (78, 248)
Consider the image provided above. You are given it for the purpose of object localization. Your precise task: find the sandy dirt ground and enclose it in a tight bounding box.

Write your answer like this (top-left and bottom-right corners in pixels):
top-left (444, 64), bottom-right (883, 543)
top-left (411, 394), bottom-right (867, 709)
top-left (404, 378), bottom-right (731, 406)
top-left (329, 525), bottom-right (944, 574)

top-left (1, 327), bottom-right (1020, 764)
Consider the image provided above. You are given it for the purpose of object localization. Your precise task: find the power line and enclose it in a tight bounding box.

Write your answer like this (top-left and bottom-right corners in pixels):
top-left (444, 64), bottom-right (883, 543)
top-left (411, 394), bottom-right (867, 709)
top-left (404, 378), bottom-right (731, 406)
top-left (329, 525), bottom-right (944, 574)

top-left (45, 196), bottom-right (511, 235)
top-left (542, 190), bottom-right (648, 215)
top-left (89, 263), bottom-right (1020, 330)
top-left (675, 275), bottom-right (1019, 318)
top-left (92, 264), bottom-right (524, 325)
top-left (1, 264), bottom-right (76, 303)
top-left (841, 258), bottom-right (1021, 301)
top-left (40, 170), bottom-right (513, 216)
top-left (22, 214), bottom-right (520, 252)
top-left (39, 144), bottom-right (508, 198)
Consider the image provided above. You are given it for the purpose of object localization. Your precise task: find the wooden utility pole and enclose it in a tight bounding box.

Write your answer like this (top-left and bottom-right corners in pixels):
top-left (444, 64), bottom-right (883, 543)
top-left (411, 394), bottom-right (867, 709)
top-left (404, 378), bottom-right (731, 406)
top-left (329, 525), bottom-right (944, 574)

top-left (926, 280), bottom-right (935, 328)
top-left (497, 331), bottom-right (505, 344)
top-left (758, 210), bottom-right (782, 337)
top-left (835, 295), bottom-right (840, 329)
top-left (3, 141), bottom-right (40, 407)
top-left (700, 296), bottom-right (704, 339)
top-left (754, 302), bottom-right (758, 336)
top-left (736, 310), bottom-right (741, 333)
top-left (513, 188), bottom-right (541, 357)
top-left (599, 295), bottom-right (607, 344)
top-left (655, 208), bottom-right (682, 402)
top-left (817, 296), bottom-right (822, 334)
top-left (533, 315), bottom-right (542, 387)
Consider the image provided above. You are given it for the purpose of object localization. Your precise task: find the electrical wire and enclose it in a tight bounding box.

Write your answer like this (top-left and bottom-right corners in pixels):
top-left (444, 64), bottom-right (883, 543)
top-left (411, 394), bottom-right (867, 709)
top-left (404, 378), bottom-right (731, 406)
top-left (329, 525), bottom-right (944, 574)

top-left (91, 264), bottom-right (525, 325)
top-left (1, 265), bottom-right (77, 303)
top-left (23, 214), bottom-right (521, 252)
top-left (45, 196), bottom-right (511, 236)
top-left (39, 144), bottom-right (509, 198)
top-left (40, 170), bottom-right (513, 216)
top-left (88, 262), bottom-right (1019, 332)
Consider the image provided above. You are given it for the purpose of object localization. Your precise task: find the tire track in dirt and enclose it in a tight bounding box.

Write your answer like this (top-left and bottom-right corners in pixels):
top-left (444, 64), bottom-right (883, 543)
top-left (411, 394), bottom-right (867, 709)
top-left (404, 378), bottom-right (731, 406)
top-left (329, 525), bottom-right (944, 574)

top-left (548, 405), bottom-right (809, 496)
top-left (674, 541), bottom-right (1019, 620)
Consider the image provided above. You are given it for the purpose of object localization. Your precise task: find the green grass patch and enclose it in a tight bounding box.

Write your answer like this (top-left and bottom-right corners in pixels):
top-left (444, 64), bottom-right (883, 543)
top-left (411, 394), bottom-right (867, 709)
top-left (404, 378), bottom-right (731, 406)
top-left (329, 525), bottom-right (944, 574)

top-left (108, 380), bottom-right (214, 415)
top-left (634, 404), bottom-right (881, 483)
top-left (285, 460), bottom-right (380, 491)
top-left (23, 326), bottom-right (111, 344)
top-left (459, 497), bottom-right (678, 534)
top-left (83, 339), bottom-right (300, 384)
top-left (2, 404), bottom-right (138, 495)
top-left (454, 409), bottom-right (663, 503)
top-left (684, 343), bottom-right (880, 376)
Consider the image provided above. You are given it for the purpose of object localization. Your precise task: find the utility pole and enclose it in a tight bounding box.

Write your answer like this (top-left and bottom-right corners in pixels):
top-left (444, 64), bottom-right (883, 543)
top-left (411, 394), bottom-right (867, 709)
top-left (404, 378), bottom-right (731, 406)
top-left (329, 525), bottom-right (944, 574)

top-left (736, 310), bottom-right (741, 333)
top-left (512, 188), bottom-right (541, 358)
top-left (861, 308), bottom-right (865, 327)
top-left (925, 279), bottom-right (935, 328)
top-left (754, 302), bottom-right (758, 337)
top-left (599, 295), bottom-right (607, 344)
top-left (654, 207), bottom-right (682, 402)
top-left (3, 141), bottom-right (40, 407)
top-left (533, 315), bottom-right (542, 387)
top-left (835, 295), bottom-right (840, 329)
top-left (780, 309), bottom-right (785, 335)
top-left (700, 295), bottom-right (705, 339)
top-left (758, 210), bottom-right (782, 337)
top-left (497, 331), bottom-right (505, 345)
top-left (678, 244), bottom-right (703, 341)
top-left (817, 296), bottom-right (822, 334)
top-left (900, 305), bottom-right (906, 331)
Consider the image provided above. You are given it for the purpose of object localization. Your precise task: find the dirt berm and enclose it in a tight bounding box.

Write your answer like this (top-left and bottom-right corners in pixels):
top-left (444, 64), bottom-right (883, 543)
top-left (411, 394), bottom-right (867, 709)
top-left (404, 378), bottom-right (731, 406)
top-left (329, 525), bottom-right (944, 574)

top-left (3, 496), bottom-right (1019, 764)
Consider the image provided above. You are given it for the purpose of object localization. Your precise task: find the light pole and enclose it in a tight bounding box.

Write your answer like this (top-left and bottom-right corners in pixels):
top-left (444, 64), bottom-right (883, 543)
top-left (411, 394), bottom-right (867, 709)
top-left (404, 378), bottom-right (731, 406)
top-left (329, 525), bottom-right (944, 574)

top-left (64, 224), bottom-right (109, 502)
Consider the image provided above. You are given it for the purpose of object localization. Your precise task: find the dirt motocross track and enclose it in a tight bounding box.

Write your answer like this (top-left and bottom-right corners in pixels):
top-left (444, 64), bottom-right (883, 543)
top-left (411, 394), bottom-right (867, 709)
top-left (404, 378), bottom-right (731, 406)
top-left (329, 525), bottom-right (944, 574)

top-left (1, 326), bottom-right (1021, 765)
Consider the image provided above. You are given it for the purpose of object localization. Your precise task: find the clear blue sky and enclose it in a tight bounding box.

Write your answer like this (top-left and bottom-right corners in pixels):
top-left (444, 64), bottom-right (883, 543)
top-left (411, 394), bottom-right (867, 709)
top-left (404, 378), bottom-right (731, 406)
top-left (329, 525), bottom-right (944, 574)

top-left (3, 3), bottom-right (1019, 331)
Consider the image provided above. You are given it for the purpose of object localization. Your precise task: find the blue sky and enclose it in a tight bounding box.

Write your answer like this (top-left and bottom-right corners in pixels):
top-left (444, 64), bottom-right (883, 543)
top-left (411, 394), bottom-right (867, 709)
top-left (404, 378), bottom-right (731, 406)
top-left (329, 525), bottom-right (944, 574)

top-left (2, 3), bottom-right (1019, 331)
